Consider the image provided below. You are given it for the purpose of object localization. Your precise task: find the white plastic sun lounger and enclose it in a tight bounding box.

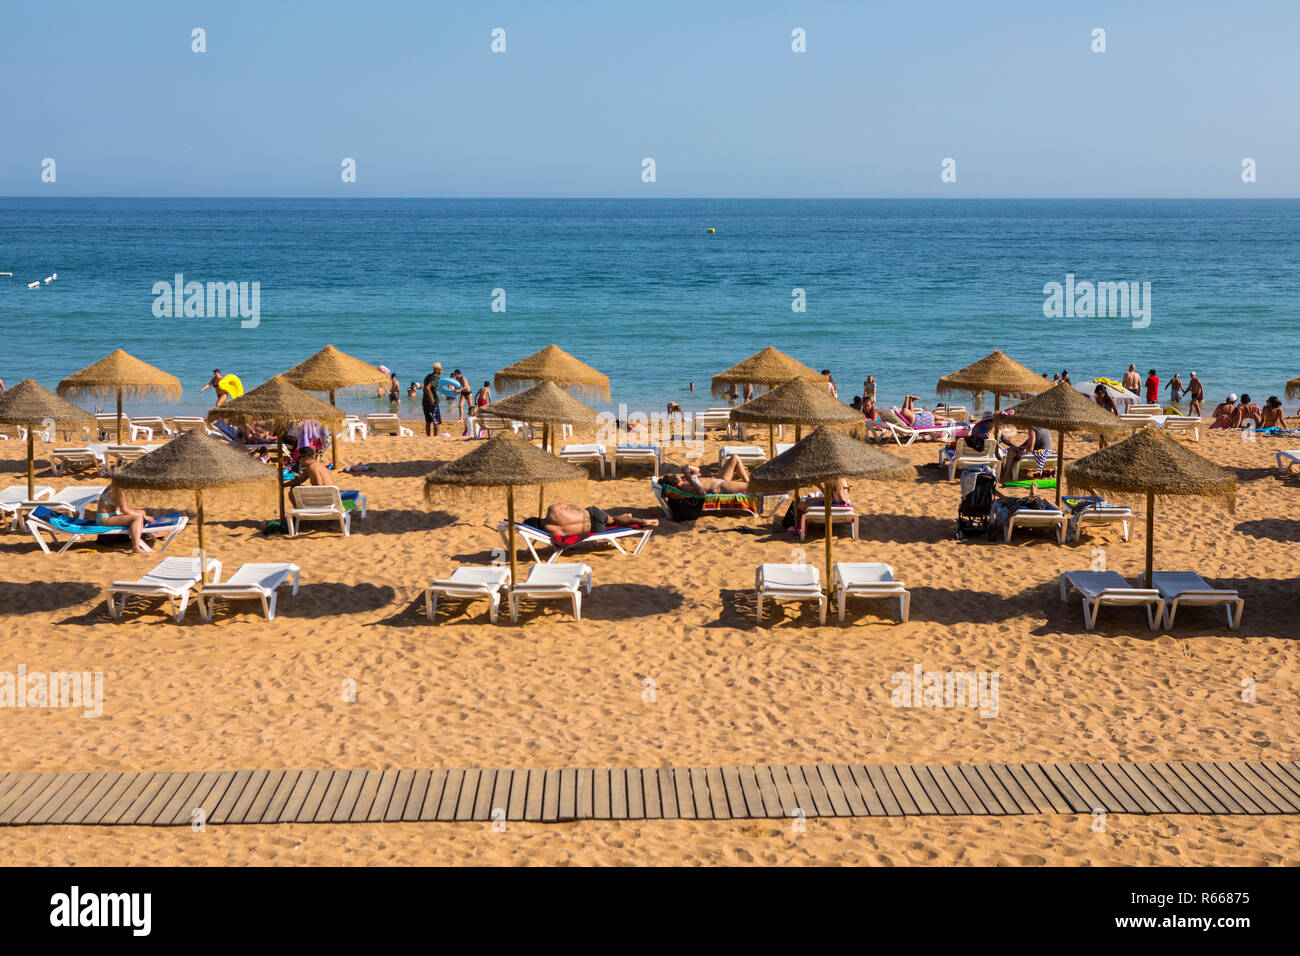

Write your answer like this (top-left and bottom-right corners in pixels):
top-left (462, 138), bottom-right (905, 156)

top-left (558, 443), bottom-right (607, 477)
top-left (1276, 450), bottom-right (1300, 476)
top-left (287, 485), bottom-right (366, 537)
top-left (1059, 570), bottom-right (1164, 631)
top-left (1004, 507), bottom-right (1067, 544)
top-left (797, 500), bottom-right (858, 540)
top-left (947, 438), bottom-right (998, 480)
top-left (1, 484), bottom-right (53, 529)
top-left (1163, 417), bottom-right (1201, 442)
top-left (610, 444), bottom-right (662, 477)
top-left (691, 408), bottom-right (733, 439)
top-left (1152, 572), bottom-right (1244, 630)
top-left (365, 413), bottom-right (413, 437)
top-left (26, 505), bottom-right (188, 555)
top-left (50, 446), bottom-right (106, 476)
top-left (833, 562), bottom-right (909, 623)
top-left (498, 519), bottom-right (653, 563)
top-left (775, 442), bottom-right (794, 455)
top-left (755, 563), bottom-right (826, 625)
top-left (106, 556), bottom-right (222, 623)
top-left (105, 444), bottom-right (161, 469)
top-left (12, 484), bottom-right (107, 529)
top-left (196, 562), bottom-right (300, 621)
top-left (425, 566), bottom-right (512, 623)
top-left (130, 416), bottom-right (175, 437)
top-left (1127, 404), bottom-right (1163, 416)
top-left (882, 420), bottom-right (957, 447)
top-left (509, 563), bottom-right (592, 623)
top-left (719, 445), bottom-right (765, 467)
top-left (1067, 503), bottom-right (1133, 542)
top-left (170, 416), bottom-right (221, 435)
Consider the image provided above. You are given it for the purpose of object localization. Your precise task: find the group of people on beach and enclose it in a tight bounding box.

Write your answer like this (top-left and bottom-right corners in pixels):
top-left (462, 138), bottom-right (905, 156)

top-left (383, 363), bottom-right (492, 437)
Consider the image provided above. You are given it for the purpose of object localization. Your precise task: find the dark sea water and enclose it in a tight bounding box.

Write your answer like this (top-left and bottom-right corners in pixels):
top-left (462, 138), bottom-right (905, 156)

top-left (1, 198), bottom-right (1297, 416)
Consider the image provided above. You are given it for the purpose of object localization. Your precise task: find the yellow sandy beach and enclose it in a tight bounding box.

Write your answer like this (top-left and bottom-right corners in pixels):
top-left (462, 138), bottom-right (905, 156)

top-left (0, 423), bottom-right (1296, 865)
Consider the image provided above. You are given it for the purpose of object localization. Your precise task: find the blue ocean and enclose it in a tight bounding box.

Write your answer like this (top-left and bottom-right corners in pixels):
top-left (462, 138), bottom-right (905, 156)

top-left (1, 198), bottom-right (1296, 417)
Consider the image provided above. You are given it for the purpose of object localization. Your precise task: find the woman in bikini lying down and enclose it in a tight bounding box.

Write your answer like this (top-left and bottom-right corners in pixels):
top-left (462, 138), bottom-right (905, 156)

top-left (662, 454), bottom-right (753, 495)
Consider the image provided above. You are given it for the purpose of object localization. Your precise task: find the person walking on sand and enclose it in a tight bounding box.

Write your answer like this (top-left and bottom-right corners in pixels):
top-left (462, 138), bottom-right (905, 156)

top-left (422, 362), bottom-right (443, 437)
top-left (1187, 372), bottom-right (1204, 418)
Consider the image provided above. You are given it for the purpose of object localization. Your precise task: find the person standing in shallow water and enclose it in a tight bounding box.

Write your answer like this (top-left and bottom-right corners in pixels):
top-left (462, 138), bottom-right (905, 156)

top-left (422, 362), bottom-right (443, 437)
top-left (1187, 372), bottom-right (1204, 418)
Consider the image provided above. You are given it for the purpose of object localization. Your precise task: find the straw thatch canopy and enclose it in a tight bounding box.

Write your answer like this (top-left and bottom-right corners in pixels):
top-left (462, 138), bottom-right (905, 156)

top-left (0, 379), bottom-right (96, 428)
top-left (424, 435), bottom-right (586, 494)
top-left (995, 382), bottom-right (1128, 434)
top-left (494, 345), bottom-right (610, 402)
top-left (112, 429), bottom-right (274, 491)
top-left (56, 349), bottom-right (182, 401)
top-left (1287, 376), bottom-right (1300, 401)
top-left (1066, 428), bottom-right (1237, 588)
top-left (479, 381), bottom-right (601, 426)
top-left (937, 350), bottom-right (1050, 403)
top-left (748, 426), bottom-right (912, 493)
top-left (731, 378), bottom-right (861, 427)
top-left (424, 435), bottom-right (587, 590)
top-left (282, 344), bottom-right (387, 395)
top-left (1065, 428), bottom-right (1237, 512)
top-left (0, 379), bottom-right (97, 496)
top-left (711, 347), bottom-right (827, 398)
top-left (207, 375), bottom-right (345, 431)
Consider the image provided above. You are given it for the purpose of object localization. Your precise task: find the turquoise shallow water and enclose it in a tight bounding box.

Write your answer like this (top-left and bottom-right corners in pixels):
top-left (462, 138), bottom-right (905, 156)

top-left (1, 198), bottom-right (1297, 417)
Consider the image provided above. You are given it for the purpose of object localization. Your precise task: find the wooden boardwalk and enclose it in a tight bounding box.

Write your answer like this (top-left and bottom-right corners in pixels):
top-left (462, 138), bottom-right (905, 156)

top-left (1, 761), bottom-right (1298, 826)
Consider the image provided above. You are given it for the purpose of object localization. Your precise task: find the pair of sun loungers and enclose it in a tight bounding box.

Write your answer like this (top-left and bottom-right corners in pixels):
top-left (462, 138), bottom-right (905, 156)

top-left (425, 563), bottom-right (592, 624)
top-left (755, 562), bottom-right (910, 625)
top-left (106, 558), bottom-right (300, 622)
top-left (1059, 570), bottom-right (1244, 631)
top-left (557, 443), bottom-right (667, 478)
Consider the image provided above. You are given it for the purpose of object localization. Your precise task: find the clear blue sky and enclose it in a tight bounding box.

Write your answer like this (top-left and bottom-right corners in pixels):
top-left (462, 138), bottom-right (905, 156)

top-left (2, 0), bottom-right (1296, 197)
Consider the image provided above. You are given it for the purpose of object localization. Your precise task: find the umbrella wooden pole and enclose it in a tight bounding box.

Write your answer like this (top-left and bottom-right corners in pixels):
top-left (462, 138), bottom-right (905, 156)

top-left (276, 438), bottom-right (287, 530)
top-left (1055, 429), bottom-right (1065, 507)
top-left (1145, 491), bottom-right (1155, 589)
top-left (506, 487), bottom-right (518, 607)
top-left (823, 481), bottom-right (834, 597)
top-left (26, 431), bottom-right (35, 500)
top-left (538, 483), bottom-right (545, 523)
top-left (195, 490), bottom-right (207, 584)
top-left (329, 389), bottom-right (338, 468)
top-left (116, 389), bottom-right (124, 446)
top-left (768, 425), bottom-right (775, 459)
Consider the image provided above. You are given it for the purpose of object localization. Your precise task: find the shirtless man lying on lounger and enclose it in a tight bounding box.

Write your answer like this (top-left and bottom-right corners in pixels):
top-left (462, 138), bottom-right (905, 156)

top-left (663, 454), bottom-right (754, 494)
top-left (541, 502), bottom-right (658, 537)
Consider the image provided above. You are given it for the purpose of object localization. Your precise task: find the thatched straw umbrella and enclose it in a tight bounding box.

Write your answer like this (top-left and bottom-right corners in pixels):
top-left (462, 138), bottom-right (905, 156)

top-left (112, 430), bottom-right (276, 581)
top-left (494, 345), bottom-right (611, 402)
top-left (732, 377), bottom-right (861, 457)
top-left (57, 349), bottom-right (182, 445)
top-left (1286, 376), bottom-right (1300, 402)
top-left (207, 376), bottom-right (346, 530)
top-left (994, 382), bottom-right (1128, 506)
top-left (282, 344), bottom-right (387, 466)
top-left (937, 351), bottom-right (1050, 423)
top-left (479, 381), bottom-right (601, 516)
top-left (750, 427), bottom-right (911, 591)
top-left (711, 347), bottom-right (827, 400)
top-left (423, 436), bottom-right (586, 590)
top-left (1065, 428), bottom-right (1236, 588)
top-left (0, 379), bottom-right (95, 498)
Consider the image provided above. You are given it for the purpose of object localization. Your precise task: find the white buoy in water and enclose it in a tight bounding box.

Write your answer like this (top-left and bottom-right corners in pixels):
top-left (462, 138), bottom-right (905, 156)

top-left (27, 281), bottom-right (40, 289)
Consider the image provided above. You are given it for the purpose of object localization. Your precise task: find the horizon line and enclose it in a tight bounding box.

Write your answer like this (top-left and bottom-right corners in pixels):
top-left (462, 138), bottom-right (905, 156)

top-left (2, 195), bottom-right (1296, 201)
